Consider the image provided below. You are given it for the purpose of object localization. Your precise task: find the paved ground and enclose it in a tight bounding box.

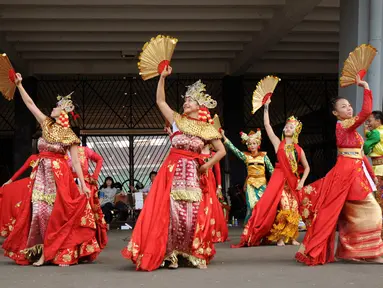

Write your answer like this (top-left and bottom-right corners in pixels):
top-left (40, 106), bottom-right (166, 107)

top-left (1, 228), bottom-right (383, 288)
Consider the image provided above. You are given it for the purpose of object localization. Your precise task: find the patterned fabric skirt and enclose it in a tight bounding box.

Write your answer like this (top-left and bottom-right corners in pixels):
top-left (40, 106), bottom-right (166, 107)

top-left (165, 198), bottom-right (202, 266)
top-left (245, 184), bottom-right (266, 224)
top-left (26, 158), bottom-right (56, 252)
top-left (267, 182), bottom-right (300, 243)
top-left (336, 193), bottom-right (383, 260)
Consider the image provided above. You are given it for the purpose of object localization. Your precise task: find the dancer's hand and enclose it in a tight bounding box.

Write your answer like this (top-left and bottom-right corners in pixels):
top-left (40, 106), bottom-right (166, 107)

top-left (82, 186), bottom-right (91, 198)
top-left (199, 163), bottom-right (209, 174)
top-left (296, 180), bottom-right (304, 191)
top-left (160, 65), bottom-right (172, 78)
top-left (2, 179), bottom-right (12, 187)
top-left (14, 73), bottom-right (23, 87)
top-left (164, 126), bottom-right (172, 135)
top-left (356, 74), bottom-right (369, 89)
top-left (374, 177), bottom-right (379, 186)
top-left (265, 97), bottom-right (271, 106)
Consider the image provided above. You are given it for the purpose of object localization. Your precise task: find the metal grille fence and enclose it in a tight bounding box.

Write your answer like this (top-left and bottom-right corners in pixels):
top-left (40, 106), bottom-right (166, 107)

top-left (243, 75), bottom-right (339, 180)
top-left (0, 74), bottom-right (338, 184)
top-left (34, 75), bottom-right (224, 130)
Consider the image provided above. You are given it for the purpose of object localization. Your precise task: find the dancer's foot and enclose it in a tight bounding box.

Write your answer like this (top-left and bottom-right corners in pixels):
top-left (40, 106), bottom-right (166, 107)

top-left (197, 263), bottom-right (207, 269)
top-left (292, 240), bottom-right (300, 246)
top-left (277, 239), bottom-right (285, 247)
top-left (33, 255), bottom-right (45, 267)
top-left (59, 264), bottom-right (70, 267)
top-left (168, 262), bottom-right (178, 269)
top-left (365, 257), bottom-right (383, 264)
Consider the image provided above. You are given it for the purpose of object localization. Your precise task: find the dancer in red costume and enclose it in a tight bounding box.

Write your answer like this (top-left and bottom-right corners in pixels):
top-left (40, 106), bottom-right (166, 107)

top-left (165, 121), bottom-right (229, 244)
top-left (0, 155), bottom-right (38, 239)
top-left (121, 66), bottom-right (226, 271)
top-left (232, 97), bottom-right (310, 248)
top-left (3, 73), bottom-right (102, 267)
top-left (296, 75), bottom-right (383, 265)
top-left (67, 145), bottom-right (108, 252)
top-left (199, 108), bottom-right (229, 243)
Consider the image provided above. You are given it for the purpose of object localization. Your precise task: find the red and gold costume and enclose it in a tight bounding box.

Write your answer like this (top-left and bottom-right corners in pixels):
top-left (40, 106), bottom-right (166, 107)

top-left (296, 88), bottom-right (383, 265)
top-left (232, 117), bottom-right (303, 247)
top-left (0, 155), bottom-right (38, 238)
top-left (68, 146), bottom-right (108, 251)
top-left (121, 110), bottom-right (222, 271)
top-left (201, 150), bottom-right (229, 243)
top-left (3, 93), bottom-right (102, 265)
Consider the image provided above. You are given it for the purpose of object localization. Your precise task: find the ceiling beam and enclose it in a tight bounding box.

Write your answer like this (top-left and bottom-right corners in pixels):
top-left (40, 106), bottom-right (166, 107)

top-left (0, 19), bottom-right (263, 32)
top-left (248, 59), bottom-right (337, 74)
top-left (304, 7), bottom-right (340, 21)
top-left (281, 32), bottom-right (339, 43)
top-left (29, 59), bottom-right (229, 75)
top-left (6, 32), bottom-right (254, 43)
top-left (29, 58), bottom-right (337, 75)
top-left (262, 51), bottom-right (339, 60)
top-left (0, 0), bottom-right (286, 6)
top-left (14, 42), bottom-right (245, 52)
top-left (292, 21), bottom-right (339, 32)
top-left (21, 51), bottom-right (236, 60)
top-left (317, 0), bottom-right (340, 8)
top-left (229, 0), bottom-right (323, 75)
top-left (0, 32), bottom-right (28, 75)
top-left (0, 6), bottom-right (274, 20)
top-left (272, 42), bottom-right (338, 52)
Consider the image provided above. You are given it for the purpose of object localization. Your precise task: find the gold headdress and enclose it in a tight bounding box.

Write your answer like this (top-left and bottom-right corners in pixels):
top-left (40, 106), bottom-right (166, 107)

top-left (183, 80), bottom-right (217, 109)
top-left (283, 116), bottom-right (302, 144)
top-left (56, 92), bottom-right (75, 113)
top-left (240, 129), bottom-right (262, 146)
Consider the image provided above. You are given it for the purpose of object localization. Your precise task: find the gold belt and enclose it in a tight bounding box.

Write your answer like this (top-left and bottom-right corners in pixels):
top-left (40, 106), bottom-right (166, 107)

top-left (338, 148), bottom-right (362, 159)
top-left (372, 157), bottom-right (383, 166)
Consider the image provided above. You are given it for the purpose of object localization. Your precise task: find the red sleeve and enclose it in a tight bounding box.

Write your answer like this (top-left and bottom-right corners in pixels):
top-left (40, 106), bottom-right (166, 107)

top-left (86, 147), bottom-right (103, 180)
top-left (11, 155), bottom-right (38, 181)
top-left (213, 162), bottom-right (222, 187)
top-left (348, 89), bottom-right (372, 131)
top-left (363, 156), bottom-right (376, 179)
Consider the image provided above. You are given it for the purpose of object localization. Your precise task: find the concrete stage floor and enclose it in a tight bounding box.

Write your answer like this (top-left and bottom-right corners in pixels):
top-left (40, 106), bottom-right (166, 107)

top-left (1, 228), bottom-right (383, 288)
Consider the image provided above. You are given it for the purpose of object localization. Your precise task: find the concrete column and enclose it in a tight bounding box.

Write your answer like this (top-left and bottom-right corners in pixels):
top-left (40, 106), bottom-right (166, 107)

top-left (13, 76), bottom-right (37, 176)
top-left (369, 0), bottom-right (383, 110)
top-left (339, 0), bottom-right (370, 134)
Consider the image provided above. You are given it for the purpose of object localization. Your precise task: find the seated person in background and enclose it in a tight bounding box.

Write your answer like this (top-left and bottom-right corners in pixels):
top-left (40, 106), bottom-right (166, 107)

top-left (141, 171), bottom-right (157, 194)
top-left (99, 177), bottom-right (119, 230)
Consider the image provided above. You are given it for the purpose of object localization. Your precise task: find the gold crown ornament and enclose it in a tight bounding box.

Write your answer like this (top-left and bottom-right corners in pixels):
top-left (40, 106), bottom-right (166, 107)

top-left (240, 129), bottom-right (262, 146)
top-left (283, 116), bottom-right (302, 144)
top-left (182, 80), bottom-right (217, 109)
top-left (56, 92), bottom-right (75, 113)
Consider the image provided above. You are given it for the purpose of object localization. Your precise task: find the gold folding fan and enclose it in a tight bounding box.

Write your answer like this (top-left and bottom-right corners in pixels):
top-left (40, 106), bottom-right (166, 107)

top-left (340, 44), bottom-right (377, 88)
top-left (0, 53), bottom-right (16, 101)
top-left (251, 75), bottom-right (281, 114)
top-left (138, 35), bottom-right (178, 81)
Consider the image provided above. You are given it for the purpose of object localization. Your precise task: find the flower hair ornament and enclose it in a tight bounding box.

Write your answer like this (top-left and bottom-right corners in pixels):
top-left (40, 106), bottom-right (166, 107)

top-left (182, 80), bottom-right (217, 109)
top-left (56, 92), bottom-right (80, 128)
top-left (282, 116), bottom-right (303, 144)
top-left (198, 106), bottom-right (214, 124)
top-left (240, 129), bottom-right (262, 146)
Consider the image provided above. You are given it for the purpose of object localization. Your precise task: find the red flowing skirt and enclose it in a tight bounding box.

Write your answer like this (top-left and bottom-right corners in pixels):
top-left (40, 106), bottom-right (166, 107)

top-left (2, 152), bottom-right (102, 265)
top-left (0, 178), bottom-right (29, 238)
top-left (232, 164), bottom-right (296, 247)
top-left (296, 156), bottom-right (383, 265)
top-left (121, 148), bottom-right (217, 271)
top-left (208, 167), bottom-right (229, 243)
